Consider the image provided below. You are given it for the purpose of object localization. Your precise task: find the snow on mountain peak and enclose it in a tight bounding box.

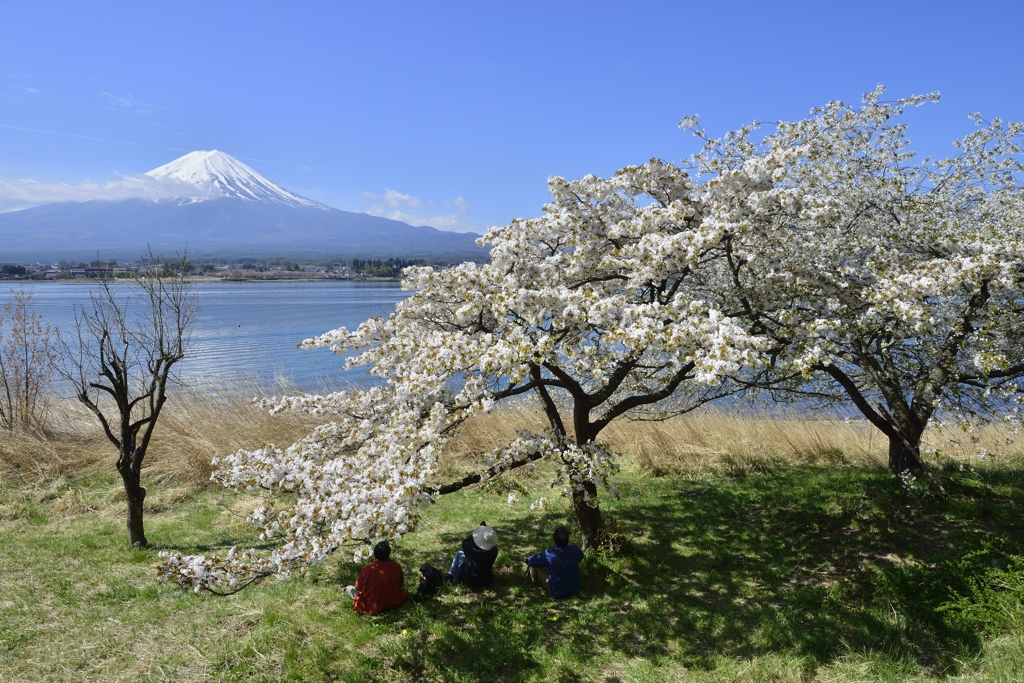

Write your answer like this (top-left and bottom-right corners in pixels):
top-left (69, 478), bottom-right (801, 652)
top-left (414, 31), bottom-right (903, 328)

top-left (145, 150), bottom-right (326, 209)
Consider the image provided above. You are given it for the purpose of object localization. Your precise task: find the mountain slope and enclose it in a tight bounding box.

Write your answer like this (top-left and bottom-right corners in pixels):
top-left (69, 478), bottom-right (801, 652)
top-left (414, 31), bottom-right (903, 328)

top-left (0, 199), bottom-right (485, 260)
top-left (0, 151), bottom-right (486, 261)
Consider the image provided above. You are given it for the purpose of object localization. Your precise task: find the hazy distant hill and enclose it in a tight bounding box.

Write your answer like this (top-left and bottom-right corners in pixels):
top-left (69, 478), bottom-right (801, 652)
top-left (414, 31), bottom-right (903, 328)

top-left (0, 151), bottom-right (486, 261)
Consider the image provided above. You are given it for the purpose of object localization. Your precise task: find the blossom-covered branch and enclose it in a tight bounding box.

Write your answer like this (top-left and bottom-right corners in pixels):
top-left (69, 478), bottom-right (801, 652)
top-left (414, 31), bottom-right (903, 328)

top-left (158, 158), bottom-right (767, 593)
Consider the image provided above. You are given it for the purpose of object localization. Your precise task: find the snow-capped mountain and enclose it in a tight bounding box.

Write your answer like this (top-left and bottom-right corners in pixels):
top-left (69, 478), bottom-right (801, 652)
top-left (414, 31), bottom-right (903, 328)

top-left (145, 150), bottom-right (328, 209)
top-left (0, 151), bottom-right (485, 261)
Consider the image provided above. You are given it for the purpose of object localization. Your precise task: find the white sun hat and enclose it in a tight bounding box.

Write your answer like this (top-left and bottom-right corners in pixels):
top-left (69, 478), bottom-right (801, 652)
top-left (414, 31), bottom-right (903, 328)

top-left (471, 523), bottom-right (498, 551)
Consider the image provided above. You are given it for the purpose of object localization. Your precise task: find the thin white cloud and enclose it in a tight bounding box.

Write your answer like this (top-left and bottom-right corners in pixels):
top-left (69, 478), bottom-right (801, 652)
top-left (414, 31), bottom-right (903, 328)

top-left (102, 92), bottom-right (162, 114)
top-left (1, 83), bottom-right (40, 94)
top-left (383, 188), bottom-right (423, 208)
top-left (363, 189), bottom-right (479, 233)
top-left (0, 122), bottom-right (146, 147)
top-left (0, 174), bottom-right (216, 213)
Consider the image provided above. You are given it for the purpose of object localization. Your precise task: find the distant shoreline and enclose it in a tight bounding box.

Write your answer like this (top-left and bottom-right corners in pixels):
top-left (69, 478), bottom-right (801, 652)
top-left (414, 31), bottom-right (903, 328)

top-left (187, 275), bottom-right (403, 284)
top-left (2, 275), bottom-right (403, 284)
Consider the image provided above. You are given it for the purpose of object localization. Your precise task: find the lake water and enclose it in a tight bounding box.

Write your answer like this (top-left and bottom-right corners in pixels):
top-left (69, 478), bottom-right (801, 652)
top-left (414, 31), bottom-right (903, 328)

top-left (21, 281), bottom-right (409, 390)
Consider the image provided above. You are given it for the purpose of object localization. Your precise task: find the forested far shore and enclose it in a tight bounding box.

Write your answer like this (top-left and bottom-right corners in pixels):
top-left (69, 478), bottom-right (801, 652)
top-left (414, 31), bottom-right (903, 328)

top-left (0, 256), bottom-right (468, 281)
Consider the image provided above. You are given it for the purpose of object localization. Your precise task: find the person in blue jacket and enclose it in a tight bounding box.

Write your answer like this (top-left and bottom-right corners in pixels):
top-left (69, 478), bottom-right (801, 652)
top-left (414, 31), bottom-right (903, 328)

top-left (525, 525), bottom-right (584, 599)
top-left (446, 522), bottom-right (499, 588)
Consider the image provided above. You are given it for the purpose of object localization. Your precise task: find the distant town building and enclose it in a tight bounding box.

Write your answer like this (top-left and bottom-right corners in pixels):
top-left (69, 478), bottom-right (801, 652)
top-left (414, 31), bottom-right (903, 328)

top-left (84, 266), bottom-right (114, 277)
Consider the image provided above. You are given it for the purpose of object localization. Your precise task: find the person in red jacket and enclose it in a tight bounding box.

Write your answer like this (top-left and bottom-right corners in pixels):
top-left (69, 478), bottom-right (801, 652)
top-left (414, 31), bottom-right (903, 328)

top-left (342, 541), bottom-right (408, 615)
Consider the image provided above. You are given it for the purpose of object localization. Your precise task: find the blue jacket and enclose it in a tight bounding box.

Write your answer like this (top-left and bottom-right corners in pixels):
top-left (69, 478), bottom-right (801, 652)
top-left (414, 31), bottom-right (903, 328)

top-left (527, 545), bottom-right (584, 599)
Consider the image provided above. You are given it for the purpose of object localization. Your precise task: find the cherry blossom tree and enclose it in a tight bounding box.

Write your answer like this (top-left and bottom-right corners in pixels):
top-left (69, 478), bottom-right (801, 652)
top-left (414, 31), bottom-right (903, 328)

top-left (157, 161), bottom-right (767, 593)
top-left (686, 87), bottom-right (1024, 476)
top-left (158, 87), bottom-right (1024, 593)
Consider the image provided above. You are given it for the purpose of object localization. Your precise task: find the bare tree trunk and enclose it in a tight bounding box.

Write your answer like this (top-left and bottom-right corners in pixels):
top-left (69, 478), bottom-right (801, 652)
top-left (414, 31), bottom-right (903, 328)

top-left (884, 417), bottom-right (925, 474)
top-left (888, 435), bottom-right (919, 474)
top-left (572, 482), bottom-right (604, 550)
top-left (119, 464), bottom-right (148, 547)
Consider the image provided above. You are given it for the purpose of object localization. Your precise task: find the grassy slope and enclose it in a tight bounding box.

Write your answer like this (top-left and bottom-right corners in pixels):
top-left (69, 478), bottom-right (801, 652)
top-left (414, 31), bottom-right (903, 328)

top-left (1, 456), bottom-right (1023, 683)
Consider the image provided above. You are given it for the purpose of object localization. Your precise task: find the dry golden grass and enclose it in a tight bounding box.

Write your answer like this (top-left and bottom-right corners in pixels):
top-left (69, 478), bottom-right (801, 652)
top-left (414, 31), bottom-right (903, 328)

top-left (0, 381), bottom-right (321, 487)
top-left (441, 403), bottom-right (1024, 478)
top-left (601, 407), bottom-right (1024, 475)
top-left (603, 409), bottom-right (885, 476)
top-left (438, 405), bottom-right (872, 480)
top-left (4, 387), bottom-right (1023, 488)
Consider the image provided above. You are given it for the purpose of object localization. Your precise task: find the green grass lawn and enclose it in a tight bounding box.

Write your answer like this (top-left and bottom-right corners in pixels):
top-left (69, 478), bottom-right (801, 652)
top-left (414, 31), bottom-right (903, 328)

top-left (1, 457), bottom-right (1023, 682)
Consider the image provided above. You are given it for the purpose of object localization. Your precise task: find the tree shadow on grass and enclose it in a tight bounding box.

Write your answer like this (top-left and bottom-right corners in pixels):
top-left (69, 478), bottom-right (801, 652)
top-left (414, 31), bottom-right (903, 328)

top-left (593, 466), bottom-right (1023, 672)
top-left (341, 464), bottom-right (1023, 680)
top-left (328, 507), bottom-right (579, 681)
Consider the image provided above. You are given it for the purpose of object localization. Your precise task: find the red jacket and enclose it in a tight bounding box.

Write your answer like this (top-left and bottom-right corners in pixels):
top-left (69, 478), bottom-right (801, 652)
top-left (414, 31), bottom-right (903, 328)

top-left (353, 558), bottom-right (407, 615)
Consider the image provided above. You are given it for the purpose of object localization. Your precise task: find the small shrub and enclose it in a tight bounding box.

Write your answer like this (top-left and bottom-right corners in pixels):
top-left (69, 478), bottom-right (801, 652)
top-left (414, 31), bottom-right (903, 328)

top-left (806, 446), bottom-right (849, 466)
top-left (0, 287), bottom-right (56, 432)
top-left (720, 454), bottom-right (783, 478)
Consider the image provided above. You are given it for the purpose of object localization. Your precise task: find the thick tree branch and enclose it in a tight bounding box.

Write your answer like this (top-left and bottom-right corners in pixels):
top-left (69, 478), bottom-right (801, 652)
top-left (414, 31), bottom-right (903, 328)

top-left (958, 361), bottom-right (1024, 383)
top-left (531, 364), bottom-right (566, 435)
top-left (914, 280), bottom-right (991, 415)
top-left (542, 361), bottom-right (588, 403)
top-left (814, 363), bottom-right (894, 437)
top-left (427, 449), bottom-right (545, 496)
top-left (590, 361), bottom-right (696, 433)
top-left (588, 356), bottom-right (641, 405)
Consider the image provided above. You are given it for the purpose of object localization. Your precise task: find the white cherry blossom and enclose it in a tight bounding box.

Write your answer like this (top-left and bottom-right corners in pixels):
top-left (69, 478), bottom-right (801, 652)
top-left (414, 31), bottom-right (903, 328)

top-left (688, 87), bottom-right (1024, 476)
top-left (159, 87), bottom-right (1024, 592)
top-left (158, 159), bottom-right (766, 593)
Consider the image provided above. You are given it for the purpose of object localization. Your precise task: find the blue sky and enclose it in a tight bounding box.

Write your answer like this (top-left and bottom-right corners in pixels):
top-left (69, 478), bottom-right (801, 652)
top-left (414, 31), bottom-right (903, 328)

top-left (1, 0), bottom-right (1022, 231)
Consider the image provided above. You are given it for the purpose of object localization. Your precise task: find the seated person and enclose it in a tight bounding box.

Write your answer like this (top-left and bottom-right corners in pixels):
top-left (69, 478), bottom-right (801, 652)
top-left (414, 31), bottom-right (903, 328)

top-left (525, 525), bottom-right (584, 599)
top-left (342, 540), bottom-right (408, 615)
top-left (447, 522), bottom-right (499, 588)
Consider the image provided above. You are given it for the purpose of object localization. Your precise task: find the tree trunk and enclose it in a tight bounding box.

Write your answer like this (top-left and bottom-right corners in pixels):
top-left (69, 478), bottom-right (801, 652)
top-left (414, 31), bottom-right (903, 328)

top-left (572, 481), bottom-right (604, 550)
top-left (120, 466), bottom-right (148, 548)
top-left (887, 424), bottom-right (924, 474)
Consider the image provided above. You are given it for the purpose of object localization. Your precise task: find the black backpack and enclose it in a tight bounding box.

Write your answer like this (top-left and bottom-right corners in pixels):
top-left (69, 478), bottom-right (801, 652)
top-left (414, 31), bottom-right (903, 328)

top-left (417, 564), bottom-right (445, 597)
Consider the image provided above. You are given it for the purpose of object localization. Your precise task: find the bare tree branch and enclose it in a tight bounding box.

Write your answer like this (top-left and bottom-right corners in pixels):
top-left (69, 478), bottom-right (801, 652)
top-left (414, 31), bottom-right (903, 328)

top-left (56, 247), bottom-right (199, 547)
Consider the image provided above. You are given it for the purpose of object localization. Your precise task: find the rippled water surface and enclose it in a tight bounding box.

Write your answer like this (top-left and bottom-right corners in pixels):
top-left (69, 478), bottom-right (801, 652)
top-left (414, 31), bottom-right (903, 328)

top-left (25, 281), bottom-right (408, 390)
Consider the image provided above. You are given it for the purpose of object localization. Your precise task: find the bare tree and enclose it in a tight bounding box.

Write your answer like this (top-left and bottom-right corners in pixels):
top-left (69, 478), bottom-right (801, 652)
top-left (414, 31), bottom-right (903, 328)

top-left (57, 250), bottom-right (199, 547)
top-left (0, 287), bottom-right (56, 432)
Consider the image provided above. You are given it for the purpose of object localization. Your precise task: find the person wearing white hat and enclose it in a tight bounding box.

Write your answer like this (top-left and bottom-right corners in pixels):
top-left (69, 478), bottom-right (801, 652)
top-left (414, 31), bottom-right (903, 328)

top-left (446, 521), bottom-right (499, 588)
